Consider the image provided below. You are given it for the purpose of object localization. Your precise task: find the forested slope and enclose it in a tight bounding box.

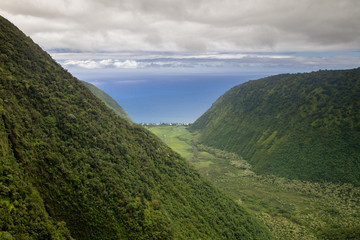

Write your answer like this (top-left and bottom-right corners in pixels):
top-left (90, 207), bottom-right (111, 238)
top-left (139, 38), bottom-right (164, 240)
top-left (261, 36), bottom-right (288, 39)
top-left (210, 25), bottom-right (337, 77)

top-left (82, 81), bottom-right (132, 122)
top-left (191, 68), bottom-right (360, 186)
top-left (0, 16), bottom-right (272, 239)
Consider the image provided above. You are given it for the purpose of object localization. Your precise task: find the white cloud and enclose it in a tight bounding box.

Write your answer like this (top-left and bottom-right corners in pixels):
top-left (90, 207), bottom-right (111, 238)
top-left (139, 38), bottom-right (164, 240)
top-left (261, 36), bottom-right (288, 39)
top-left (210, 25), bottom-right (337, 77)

top-left (114, 60), bottom-right (138, 69)
top-left (64, 60), bottom-right (101, 69)
top-left (99, 59), bottom-right (113, 67)
top-left (64, 59), bottom-right (139, 69)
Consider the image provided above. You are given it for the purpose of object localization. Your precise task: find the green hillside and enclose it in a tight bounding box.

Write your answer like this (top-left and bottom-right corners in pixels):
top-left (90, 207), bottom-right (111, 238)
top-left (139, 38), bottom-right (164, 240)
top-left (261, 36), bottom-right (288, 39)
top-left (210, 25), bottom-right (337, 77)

top-left (82, 81), bottom-right (132, 122)
top-left (0, 16), bottom-right (272, 239)
top-left (191, 69), bottom-right (360, 186)
top-left (148, 125), bottom-right (360, 240)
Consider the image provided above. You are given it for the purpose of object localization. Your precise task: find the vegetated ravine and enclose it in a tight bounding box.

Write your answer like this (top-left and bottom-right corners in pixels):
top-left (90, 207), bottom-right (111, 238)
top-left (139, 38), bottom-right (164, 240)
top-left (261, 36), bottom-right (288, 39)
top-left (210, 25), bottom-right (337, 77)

top-left (191, 68), bottom-right (360, 186)
top-left (0, 16), bottom-right (272, 239)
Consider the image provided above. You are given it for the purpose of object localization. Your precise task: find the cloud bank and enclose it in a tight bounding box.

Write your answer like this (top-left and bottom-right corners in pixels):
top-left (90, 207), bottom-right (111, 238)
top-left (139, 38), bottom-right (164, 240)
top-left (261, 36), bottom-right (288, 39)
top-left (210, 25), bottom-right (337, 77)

top-left (57, 52), bottom-right (360, 72)
top-left (1, 0), bottom-right (360, 52)
top-left (64, 59), bottom-right (138, 69)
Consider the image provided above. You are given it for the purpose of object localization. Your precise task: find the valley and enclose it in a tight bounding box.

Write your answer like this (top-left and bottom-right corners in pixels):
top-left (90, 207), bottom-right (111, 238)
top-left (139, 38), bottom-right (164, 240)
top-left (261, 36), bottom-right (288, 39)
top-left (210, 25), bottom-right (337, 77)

top-left (190, 69), bottom-right (360, 187)
top-left (147, 125), bottom-right (360, 239)
top-left (1, 10), bottom-right (360, 239)
top-left (0, 16), bottom-right (272, 239)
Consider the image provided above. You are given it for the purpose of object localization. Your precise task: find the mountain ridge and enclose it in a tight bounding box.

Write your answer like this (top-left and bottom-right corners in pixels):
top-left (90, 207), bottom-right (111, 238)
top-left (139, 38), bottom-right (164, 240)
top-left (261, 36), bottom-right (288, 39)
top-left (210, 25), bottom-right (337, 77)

top-left (191, 68), bottom-right (360, 186)
top-left (82, 81), bottom-right (132, 122)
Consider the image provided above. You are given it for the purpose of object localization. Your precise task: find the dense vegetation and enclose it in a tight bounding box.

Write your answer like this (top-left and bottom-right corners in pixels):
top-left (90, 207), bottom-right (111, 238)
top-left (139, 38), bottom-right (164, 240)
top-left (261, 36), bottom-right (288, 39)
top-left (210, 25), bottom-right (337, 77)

top-left (148, 125), bottom-right (360, 239)
top-left (0, 16), bottom-right (272, 239)
top-left (82, 81), bottom-right (132, 122)
top-left (190, 68), bottom-right (360, 186)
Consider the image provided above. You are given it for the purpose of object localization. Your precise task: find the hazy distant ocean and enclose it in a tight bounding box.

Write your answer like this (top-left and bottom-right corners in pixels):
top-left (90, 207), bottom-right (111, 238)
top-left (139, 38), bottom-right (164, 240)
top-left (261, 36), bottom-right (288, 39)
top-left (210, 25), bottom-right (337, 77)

top-left (82, 73), bottom-right (267, 123)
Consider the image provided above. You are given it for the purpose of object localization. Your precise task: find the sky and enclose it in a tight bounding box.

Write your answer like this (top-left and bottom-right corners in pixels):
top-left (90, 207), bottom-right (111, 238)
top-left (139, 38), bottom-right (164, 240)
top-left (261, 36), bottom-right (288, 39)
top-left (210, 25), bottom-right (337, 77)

top-left (1, 0), bottom-right (360, 123)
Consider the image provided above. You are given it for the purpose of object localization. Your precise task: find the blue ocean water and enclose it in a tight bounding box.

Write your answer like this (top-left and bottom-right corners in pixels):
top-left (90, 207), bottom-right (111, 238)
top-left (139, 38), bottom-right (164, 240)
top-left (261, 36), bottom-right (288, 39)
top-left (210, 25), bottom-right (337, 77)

top-left (68, 66), bottom-right (271, 123)
top-left (85, 73), bottom-right (267, 123)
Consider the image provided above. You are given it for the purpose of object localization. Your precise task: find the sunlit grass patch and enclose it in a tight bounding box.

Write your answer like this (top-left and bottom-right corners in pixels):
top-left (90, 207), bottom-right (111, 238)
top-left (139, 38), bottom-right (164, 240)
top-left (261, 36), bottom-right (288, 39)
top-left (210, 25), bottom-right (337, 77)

top-left (147, 126), bottom-right (194, 159)
top-left (194, 161), bottom-right (214, 168)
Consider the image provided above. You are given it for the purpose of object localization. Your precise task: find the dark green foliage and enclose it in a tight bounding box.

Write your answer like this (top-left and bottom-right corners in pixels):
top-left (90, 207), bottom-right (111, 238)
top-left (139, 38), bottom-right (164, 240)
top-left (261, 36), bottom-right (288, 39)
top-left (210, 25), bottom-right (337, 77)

top-left (81, 81), bottom-right (132, 122)
top-left (0, 16), bottom-right (272, 239)
top-left (317, 226), bottom-right (360, 239)
top-left (191, 68), bottom-right (360, 186)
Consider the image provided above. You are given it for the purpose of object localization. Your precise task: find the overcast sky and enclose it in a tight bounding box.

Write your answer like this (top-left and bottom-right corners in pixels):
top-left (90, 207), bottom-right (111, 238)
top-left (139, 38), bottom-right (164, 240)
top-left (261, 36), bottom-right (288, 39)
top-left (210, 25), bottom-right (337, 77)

top-left (1, 0), bottom-right (360, 71)
top-left (1, 0), bottom-right (360, 53)
top-left (2, 0), bottom-right (360, 71)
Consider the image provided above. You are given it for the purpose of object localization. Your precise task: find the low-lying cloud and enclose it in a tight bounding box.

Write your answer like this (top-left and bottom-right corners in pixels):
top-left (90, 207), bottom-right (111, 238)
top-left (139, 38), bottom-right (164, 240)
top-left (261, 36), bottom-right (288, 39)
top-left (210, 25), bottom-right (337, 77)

top-left (59, 52), bottom-right (360, 72)
top-left (64, 59), bottom-right (138, 69)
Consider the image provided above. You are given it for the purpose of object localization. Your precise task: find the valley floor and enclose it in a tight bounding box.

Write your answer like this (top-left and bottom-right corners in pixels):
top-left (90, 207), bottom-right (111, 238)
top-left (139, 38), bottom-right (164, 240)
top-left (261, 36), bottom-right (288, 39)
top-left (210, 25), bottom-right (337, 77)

top-left (147, 125), bottom-right (360, 240)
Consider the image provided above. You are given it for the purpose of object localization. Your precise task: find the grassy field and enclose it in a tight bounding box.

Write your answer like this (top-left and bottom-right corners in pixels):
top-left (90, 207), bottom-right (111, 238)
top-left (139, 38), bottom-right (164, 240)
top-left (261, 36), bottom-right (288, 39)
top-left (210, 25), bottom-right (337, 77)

top-left (146, 125), bottom-right (194, 159)
top-left (147, 125), bottom-right (360, 240)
